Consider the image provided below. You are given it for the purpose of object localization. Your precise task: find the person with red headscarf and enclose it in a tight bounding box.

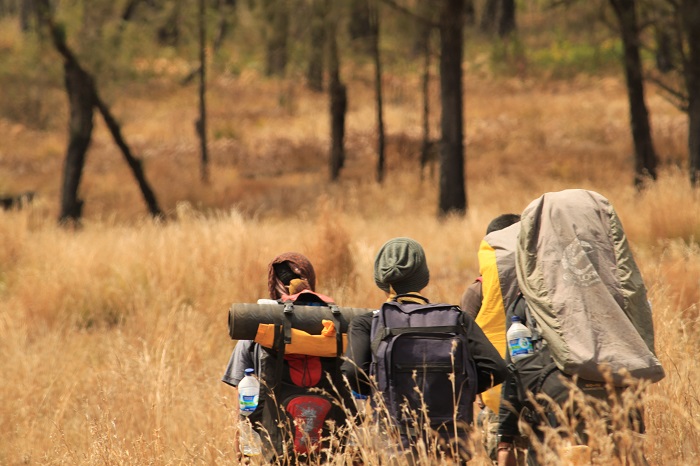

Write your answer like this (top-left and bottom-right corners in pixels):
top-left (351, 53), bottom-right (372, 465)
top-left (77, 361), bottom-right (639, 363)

top-left (223, 251), bottom-right (351, 463)
top-left (222, 252), bottom-right (318, 389)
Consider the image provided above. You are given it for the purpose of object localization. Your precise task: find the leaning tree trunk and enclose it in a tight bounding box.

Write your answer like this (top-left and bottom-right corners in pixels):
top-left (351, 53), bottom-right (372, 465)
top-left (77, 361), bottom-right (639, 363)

top-left (37, 0), bottom-right (163, 221)
top-left (610, 0), bottom-right (658, 187)
top-left (370, 0), bottom-right (385, 183)
top-left (438, 0), bottom-right (466, 216)
top-left (682, 0), bottom-right (700, 186)
top-left (93, 96), bottom-right (163, 218)
top-left (59, 60), bottom-right (94, 224)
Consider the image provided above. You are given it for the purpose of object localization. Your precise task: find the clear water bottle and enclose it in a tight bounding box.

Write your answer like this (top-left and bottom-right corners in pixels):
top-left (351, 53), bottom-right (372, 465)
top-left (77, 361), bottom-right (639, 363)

top-left (238, 368), bottom-right (262, 457)
top-left (348, 390), bottom-right (369, 448)
top-left (507, 316), bottom-right (534, 361)
top-left (352, 390), bottom-right (368, 416)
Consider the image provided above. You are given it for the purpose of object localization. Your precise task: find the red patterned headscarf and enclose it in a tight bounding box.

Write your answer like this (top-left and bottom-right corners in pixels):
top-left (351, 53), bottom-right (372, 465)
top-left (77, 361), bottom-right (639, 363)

top-left (267, 252), bottom-right (316, 300)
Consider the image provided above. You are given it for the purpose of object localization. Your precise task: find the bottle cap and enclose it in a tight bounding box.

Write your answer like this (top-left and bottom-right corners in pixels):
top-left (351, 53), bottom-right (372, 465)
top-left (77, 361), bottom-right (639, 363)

top-left (244, 368), bottom-right (255, 376)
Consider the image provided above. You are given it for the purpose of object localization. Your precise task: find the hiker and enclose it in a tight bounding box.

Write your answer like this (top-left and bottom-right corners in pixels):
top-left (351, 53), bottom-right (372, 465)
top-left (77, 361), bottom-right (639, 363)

top-left (461, 214), bottom-right (522, 464)
top-left (222, 252), bottom-right (352, 464)
top-left (342, 237), bottom-right (507, 463)
top-left (461, 214), bottom-right (521, 319)
top-left (222, 252), bottom-right (318, 391)
top-left (495, 190), bottom-right (665, 466)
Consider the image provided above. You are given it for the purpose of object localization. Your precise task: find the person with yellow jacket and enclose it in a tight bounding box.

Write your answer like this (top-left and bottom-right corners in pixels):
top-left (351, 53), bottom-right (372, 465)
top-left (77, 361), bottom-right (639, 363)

top-left (461, 214), bottom-right (521, 464)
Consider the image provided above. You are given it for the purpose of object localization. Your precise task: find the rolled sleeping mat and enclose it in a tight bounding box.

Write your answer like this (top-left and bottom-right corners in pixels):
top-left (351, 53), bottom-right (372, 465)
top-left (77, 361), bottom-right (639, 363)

top-left (228, 303), bottom-right (373, 341)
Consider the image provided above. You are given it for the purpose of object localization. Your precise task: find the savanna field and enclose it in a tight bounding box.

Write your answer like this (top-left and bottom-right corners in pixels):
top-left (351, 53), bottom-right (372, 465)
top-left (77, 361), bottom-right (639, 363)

top-left (1, 4), bottom-right (700, 465)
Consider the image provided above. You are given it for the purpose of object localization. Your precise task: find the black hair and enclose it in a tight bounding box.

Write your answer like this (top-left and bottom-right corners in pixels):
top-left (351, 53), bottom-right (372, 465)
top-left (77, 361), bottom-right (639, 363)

top-left (273, 261), bottom-right (300, 286)
top-left (486, 213), bottom-right (521, 235)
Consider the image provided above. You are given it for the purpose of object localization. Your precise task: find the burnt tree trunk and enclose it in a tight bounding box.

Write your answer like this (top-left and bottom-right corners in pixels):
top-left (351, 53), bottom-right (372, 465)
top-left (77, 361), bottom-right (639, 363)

top-left (264, 0), bottom-right (289, 77)
top-left (498, 0), bottom-right (515, 38)
top-left (197, 0), bottom-right (209, 184)
top-left (93, 96), bottom-right (163, 218)
top-left (328, 11), bottom-right (346, 182)
top-left (37, 0), bottom-right (163, 222)
top-left (307, 0), bottom-right (326, 92)
top-left (370, 0), bottom-right (385, 183)
top-left (419, 19), bottom-right (432, 180)
top-left (349, 0), bottom-right (371, 43)
top-left (438, 0), bottom-right (466, 215)
top-left (654, 27), bottom-right (673, 74)
top-left (479, 0), bottom-right (498, 34)
top-left (464, 0), bottom-right (475, 25)
top-left (610, 0), bottom-right (658, 187)
top-left (682, 0), bottom-right (700, 186)
top-left (213, 0), bottom-right (236, 52)
top-left (20, 0), bottom-right (35, 31)
top-left (157, 0), bottom-right (182, 46)
top-left (60, 60), bottom-right (94, 224)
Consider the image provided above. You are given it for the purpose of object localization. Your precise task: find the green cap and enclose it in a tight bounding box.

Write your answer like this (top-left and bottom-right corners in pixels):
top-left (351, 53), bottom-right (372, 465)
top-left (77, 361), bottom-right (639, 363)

top-left (374, 237), bottom-right (430, 294)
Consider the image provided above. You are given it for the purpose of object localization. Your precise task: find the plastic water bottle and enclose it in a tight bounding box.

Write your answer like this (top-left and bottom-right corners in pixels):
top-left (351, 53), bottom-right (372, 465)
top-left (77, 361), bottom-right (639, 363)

top-left (507, 316), bottom-right (534, 361)
top-left (352, 390), bottom-right (368, 416)
top-left (238, 368), bottom-right (262, 457)
top-left (348, 390), bottom-right (369, 447)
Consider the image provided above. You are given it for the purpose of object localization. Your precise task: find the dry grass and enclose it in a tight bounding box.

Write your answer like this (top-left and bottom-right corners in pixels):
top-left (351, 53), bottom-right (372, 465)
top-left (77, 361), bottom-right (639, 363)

top-left (1, 25), bottom-right (700, 465)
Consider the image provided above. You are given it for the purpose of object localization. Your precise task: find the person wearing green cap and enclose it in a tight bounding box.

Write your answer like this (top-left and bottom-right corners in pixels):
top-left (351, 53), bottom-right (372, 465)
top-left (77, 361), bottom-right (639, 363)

top-left (341, 237), bottom-right (507, 463)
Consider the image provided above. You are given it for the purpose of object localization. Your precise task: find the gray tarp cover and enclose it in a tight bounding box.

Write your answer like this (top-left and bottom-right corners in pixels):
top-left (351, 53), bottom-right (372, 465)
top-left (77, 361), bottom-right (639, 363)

top-left (516, 189), bottom-right (665, 384)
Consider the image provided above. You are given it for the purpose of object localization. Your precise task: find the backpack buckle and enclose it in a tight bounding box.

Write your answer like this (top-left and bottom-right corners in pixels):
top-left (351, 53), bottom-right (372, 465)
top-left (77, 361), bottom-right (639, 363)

top-left (282, 300), bottom-right (294, 344)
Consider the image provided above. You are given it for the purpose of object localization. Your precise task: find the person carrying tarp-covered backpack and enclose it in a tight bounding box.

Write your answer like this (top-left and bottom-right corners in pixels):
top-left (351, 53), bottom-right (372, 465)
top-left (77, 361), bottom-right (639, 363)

top-left (497, 190), bottom-right (665, 466)
top-left (222, 252), bottom-right (355, 464)
top-left (343, 237), bottom-right (507, 464)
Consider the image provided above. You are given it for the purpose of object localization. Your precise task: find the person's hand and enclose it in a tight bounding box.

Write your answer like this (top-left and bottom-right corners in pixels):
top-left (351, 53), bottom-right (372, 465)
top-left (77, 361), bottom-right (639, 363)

top-left (497, 442), bottom-right (516, 466)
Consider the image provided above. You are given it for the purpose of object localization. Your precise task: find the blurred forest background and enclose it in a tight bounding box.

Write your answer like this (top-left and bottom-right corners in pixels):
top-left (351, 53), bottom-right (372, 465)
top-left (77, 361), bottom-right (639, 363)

top-left (0, 0), bottom-right (698, 221)
top-left (0, 0), bottom-right (699, 465)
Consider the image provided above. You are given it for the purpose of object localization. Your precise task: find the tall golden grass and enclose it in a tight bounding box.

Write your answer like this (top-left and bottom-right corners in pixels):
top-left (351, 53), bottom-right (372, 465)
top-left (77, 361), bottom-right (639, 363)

top-left (1, 38), bottom-right (700, 465)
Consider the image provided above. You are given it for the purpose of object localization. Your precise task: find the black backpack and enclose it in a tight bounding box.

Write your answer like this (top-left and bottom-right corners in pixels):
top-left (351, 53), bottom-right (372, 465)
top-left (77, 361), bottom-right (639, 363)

top-left (505, 294), bottom-right (612, 438)
top-left (251, 291), bottom-right (353, 463)
top-left (370, 295), bottom-right (478, 436)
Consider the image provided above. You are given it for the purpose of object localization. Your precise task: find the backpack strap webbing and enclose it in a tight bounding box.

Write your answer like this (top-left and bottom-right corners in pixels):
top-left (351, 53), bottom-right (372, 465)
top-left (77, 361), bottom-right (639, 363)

top-left (380, 326), bottom-right (463, 337)
top-left (282, 300), bottom-right (294, 344)
top-left (273, 324), bottom-right (286, 393)
top-left (326, 304), bottom-right (343, 357)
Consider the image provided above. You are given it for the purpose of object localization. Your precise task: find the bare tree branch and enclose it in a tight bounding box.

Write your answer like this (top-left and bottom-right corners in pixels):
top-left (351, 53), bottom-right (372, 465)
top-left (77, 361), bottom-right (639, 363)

top-left (645, 73), bottom-right (689, 111)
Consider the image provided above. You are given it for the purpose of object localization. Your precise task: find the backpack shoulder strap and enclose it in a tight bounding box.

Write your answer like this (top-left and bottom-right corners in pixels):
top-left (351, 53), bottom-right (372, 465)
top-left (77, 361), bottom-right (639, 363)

top-left (390, 293), bottom-right (430, 304)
